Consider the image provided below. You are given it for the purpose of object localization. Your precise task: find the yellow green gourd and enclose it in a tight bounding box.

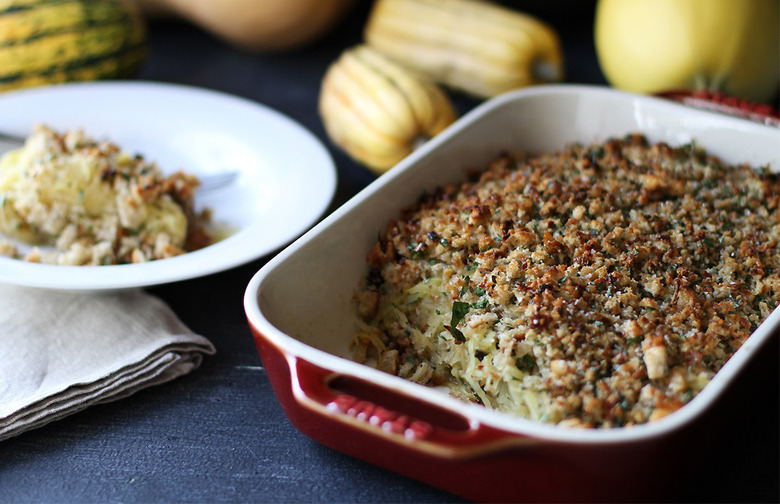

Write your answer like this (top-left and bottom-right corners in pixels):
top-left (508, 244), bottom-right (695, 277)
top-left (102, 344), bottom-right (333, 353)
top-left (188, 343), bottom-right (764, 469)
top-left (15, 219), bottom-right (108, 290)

top-left (0, 0), bottom-right (147, 92)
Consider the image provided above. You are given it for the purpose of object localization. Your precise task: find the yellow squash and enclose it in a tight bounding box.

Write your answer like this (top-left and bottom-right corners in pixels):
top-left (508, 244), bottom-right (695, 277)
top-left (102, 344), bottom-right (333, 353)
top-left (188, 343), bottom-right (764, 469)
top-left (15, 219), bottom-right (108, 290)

top-left (364, 0), bottom-right (564, 98)
top-left (595, 0), bottom-right (780, 103)
top-left (319, 45), bottom-right (457, 174)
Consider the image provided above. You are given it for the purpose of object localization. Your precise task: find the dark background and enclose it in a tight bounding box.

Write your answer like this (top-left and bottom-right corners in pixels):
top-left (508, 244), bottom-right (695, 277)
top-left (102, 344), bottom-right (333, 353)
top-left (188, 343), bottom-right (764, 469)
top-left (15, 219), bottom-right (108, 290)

top-left (2, 1), bottom-right (778, 502)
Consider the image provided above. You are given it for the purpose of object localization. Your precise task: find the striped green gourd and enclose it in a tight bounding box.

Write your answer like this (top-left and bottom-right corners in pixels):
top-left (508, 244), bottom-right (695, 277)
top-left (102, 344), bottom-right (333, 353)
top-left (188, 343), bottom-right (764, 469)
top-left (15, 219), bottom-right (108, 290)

top-left (0, 0), bottom-right (147, 92)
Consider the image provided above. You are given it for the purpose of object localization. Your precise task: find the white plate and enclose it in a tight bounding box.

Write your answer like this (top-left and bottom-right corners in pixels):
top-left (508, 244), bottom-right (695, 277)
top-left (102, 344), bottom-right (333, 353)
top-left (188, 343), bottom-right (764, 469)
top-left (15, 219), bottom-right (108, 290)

top-left (0, 81), bottom-right (337, 290)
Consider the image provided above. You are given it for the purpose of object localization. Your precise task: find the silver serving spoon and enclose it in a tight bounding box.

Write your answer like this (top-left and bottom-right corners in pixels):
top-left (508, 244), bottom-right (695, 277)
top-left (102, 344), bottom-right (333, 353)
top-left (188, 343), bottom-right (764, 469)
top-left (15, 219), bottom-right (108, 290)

top-left (0, 131), bottom-right (237, 192)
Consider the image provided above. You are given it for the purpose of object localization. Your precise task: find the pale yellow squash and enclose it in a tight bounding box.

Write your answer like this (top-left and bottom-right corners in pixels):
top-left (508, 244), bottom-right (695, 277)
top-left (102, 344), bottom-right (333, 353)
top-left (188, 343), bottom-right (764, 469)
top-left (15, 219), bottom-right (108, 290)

top-left (595, 0), bottom-right (780, 103)
top-left (364, 0), bottom-right (565, 98)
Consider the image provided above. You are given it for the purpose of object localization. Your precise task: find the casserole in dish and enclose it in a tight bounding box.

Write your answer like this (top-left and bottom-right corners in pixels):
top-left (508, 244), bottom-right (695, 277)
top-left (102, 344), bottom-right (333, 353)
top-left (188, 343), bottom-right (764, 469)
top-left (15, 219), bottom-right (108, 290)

top-left (244, 85), bottom-right (779, 502)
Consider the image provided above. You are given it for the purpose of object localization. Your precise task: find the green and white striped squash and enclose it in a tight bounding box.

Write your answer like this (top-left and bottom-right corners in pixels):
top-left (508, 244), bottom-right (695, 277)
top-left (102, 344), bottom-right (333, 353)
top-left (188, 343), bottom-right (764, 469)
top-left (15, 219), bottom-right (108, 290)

top-left (0, 0), bottom-right (147, 92)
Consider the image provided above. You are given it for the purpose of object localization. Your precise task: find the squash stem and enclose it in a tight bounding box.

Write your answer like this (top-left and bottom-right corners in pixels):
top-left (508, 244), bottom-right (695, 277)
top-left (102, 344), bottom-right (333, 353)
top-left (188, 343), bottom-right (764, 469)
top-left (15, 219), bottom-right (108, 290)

top-left (533, 59), bottom-right (560, 83)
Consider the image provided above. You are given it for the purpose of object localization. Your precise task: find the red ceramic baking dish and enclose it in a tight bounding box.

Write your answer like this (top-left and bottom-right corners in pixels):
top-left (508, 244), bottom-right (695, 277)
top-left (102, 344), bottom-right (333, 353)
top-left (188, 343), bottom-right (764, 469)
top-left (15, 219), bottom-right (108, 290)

top-left (244, 85), bottom-right (780, 502)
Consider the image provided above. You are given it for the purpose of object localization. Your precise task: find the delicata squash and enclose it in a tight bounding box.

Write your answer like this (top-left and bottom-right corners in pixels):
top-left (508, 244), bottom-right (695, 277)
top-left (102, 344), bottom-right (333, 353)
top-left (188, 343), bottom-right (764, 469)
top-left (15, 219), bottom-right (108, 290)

top-left (319, 45), bottom-right (457, 173)
top-left (364, 0), bottom-right (565, 98)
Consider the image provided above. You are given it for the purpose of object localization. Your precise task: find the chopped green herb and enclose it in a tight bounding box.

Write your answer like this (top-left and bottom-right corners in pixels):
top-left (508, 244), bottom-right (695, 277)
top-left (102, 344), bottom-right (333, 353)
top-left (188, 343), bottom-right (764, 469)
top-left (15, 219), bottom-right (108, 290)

top-left (451, 301), bottom-right (470, 325)
top-left (407, 241), bottom-right (424, 259)
top-left (516, 354), bottom-right (535, 372)
top-left (446, 301), bottom-right (470, 343)
top-left (589, 146), bottom-right (604, 158)
top-left (473, 299), bottom-right (489, 309)
top-left (460, 276), bottom-right (470, 297)
top-left (447, 326), bottom-right (466, 343)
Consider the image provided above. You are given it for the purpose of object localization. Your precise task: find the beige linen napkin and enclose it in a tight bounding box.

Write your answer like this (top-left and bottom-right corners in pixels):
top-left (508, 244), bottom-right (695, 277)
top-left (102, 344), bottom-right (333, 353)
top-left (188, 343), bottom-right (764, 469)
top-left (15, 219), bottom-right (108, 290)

top-left (0, 284), bottom-right (216, 441)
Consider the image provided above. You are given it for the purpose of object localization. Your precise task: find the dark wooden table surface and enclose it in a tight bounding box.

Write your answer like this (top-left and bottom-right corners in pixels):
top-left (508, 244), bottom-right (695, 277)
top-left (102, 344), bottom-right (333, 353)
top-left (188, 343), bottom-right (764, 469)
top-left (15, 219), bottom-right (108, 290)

top-left (2, 2), bottom-right (778, 502)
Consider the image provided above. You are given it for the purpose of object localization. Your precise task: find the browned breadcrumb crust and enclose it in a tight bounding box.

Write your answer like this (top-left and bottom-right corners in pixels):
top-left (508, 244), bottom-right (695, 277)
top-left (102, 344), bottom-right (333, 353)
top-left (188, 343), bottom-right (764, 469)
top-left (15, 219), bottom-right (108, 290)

top-left (354, 134), bottom-right (779, 428)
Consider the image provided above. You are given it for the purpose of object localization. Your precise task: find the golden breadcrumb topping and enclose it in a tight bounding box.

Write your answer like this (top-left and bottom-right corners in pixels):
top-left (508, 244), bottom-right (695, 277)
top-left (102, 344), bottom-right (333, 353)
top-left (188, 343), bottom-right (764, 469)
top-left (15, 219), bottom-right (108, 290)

top-left (353, 134), bottom-right (779, 428)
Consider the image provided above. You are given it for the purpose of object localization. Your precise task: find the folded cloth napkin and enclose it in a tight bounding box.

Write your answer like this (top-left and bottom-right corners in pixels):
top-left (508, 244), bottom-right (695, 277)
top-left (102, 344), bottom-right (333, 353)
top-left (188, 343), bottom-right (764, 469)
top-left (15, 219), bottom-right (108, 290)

top-left (0, 284), bottom-right (216, 441)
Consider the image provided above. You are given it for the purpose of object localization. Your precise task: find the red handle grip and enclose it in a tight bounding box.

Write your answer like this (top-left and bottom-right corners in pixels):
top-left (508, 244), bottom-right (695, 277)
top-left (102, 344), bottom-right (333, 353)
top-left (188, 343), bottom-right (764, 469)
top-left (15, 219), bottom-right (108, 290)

top-left (287, 355), bottom-right (533, 458)
top-left (657, 90), bottom-right (780, 127)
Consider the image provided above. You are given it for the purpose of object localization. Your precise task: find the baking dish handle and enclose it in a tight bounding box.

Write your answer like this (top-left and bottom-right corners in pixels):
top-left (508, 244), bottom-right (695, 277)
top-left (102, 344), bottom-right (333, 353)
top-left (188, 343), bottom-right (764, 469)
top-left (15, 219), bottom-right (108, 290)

top-left (288, 355), bottom-right (531, 457)
top-left (656, 90), bottom-right (780, 127)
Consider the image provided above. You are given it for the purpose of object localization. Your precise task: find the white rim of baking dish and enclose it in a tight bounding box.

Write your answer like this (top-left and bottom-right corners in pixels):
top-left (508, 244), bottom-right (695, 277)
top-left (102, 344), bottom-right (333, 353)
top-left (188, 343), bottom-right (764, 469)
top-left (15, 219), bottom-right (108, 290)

top-left (245, 84), bottom-right (780, 445)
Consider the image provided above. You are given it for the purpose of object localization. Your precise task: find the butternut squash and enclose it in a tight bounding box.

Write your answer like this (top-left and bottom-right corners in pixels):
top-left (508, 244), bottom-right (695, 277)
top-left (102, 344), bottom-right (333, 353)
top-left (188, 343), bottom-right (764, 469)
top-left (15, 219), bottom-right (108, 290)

top-left (134, 0), bottom-right (357, 52)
